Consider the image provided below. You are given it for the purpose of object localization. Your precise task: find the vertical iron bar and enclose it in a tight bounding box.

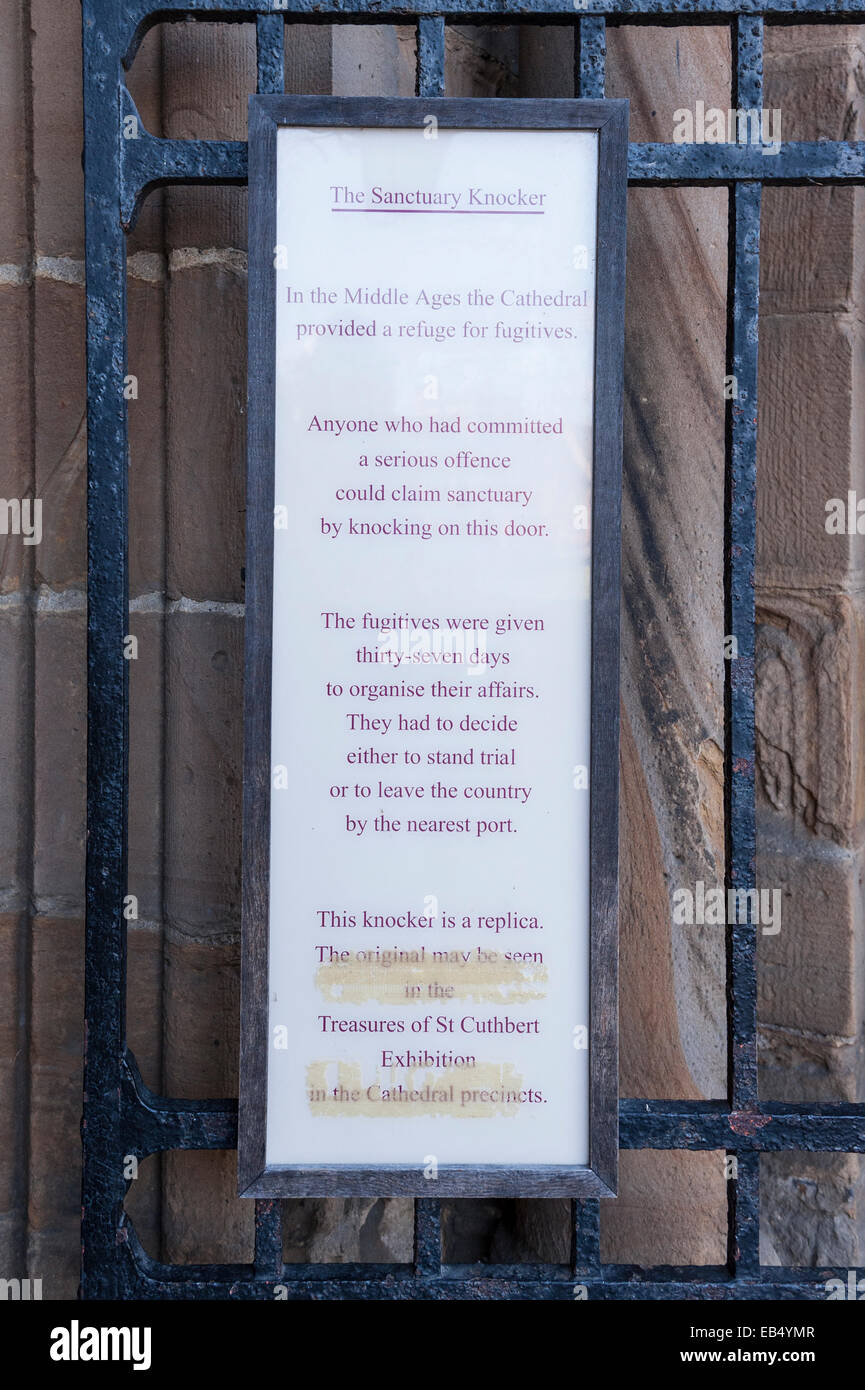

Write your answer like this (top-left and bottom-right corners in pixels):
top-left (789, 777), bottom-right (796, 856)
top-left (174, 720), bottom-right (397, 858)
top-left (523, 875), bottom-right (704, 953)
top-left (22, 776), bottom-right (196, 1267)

top-left (417, 16), bottom-right (445, 99)
top-left (728, 1150), bottom-right (761, 1276)
top-left (726, 176), bottom-right (760, 1115)
top-left (414, 1198), bottom-right (442, 1278)
top-left (256, 13), bottom-right (285, 95)
top-left (726, 174), bottom-right (761, 1272)
top-left (573, 1199), bottom-right (601, 1282)
top-left (81, 0), bottom-right (130, 1300)
top-left (254, 1198), bottom-right (283, 1279)
top-left (254, 12), bottom-right (284, 1285)
top-left (725, 10), bottom-right (763, 1281)
top-left (734, 16), bottom-right (763, 113)
top-left (576, 14), bottom-right (607, 1290)
top-left (577, 16), bottom-right (606, 100)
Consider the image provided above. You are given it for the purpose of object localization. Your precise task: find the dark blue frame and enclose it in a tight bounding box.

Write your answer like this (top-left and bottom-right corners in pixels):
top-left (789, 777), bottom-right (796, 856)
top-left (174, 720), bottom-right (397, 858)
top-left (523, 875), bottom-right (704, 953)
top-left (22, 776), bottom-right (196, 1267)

top-left (82, 0), bottom-right (865, 1299)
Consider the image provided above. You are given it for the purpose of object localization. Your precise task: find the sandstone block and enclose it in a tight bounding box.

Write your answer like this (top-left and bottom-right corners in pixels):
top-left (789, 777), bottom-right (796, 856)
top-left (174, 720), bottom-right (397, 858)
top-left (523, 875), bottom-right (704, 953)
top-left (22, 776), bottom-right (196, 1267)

top-left (166, 264), bottom-right (246, 603)
top-left (601, 1150), bottom-right (728, 1266)
top-left (164, 611), bottom-right (243, 938)
top-left (27, 915), bottom-right (84, 1298)
top-left (33, 609), bottom-right (85, 909)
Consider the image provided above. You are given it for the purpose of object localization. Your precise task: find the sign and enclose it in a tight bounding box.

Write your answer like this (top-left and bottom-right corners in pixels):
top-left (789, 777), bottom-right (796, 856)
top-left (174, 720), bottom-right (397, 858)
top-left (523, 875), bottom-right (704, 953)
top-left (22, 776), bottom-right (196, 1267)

top-left (240, 96), bottom-right (627, 1198)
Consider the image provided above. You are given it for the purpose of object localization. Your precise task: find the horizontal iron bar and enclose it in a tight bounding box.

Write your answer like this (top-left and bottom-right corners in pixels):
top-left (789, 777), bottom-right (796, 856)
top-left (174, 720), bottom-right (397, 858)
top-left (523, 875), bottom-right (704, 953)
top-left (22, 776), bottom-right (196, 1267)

top-left (621, 1099), bottom-right (865, 1151)
top-left (118, 0), bottom-right (865, 64)
top-left (631, 140), bottom-right (865, 181)
top-left (120, 129), bottom-right (865, 226)
top-left (121, 1061), bottom-right (865, 1155)
top-left (110, 1280), bottom-right (858, 1300)
top-left (116, 1217), bottom-right (858, 1298)
top-left (120, 91), bottom-right (246, 226)
top-left (116, 1252), bottom-right (860, 1301)
top-left (121, 1055), bottom-right (238, 1151)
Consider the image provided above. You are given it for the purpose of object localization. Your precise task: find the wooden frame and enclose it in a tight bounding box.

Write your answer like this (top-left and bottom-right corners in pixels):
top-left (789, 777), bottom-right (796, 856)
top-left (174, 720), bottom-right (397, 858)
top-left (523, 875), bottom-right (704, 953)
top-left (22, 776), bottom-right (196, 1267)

top-left (239, 95), bottom-right (627, 1199)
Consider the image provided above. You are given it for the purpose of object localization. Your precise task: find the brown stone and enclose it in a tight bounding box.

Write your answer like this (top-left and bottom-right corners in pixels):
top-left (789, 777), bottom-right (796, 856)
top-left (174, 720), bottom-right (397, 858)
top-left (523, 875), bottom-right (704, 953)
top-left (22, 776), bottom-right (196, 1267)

top-left (758, 312), bottom-right (861, 588)
top-left (27, 916), bottom-right (84, 1298)
top-left (127, 923), bottom-right (164, 1096)
top-left (0, 914), bottom-right (25, 1275)
top-left (33, 608), bottom-right (85, 909)
top-left (0, 285), bottom-right (33, 595)
top-left (128, 610), bottom-right (164, 923)
top-left (759, 32), bottom-right (865, 587)
top-left (760, 1021), bottom-right (864, 1104)
top-left (444, 28), bottom-right (519, 99)
top-left (283, 1198), bottom-right (414, 1263)
top-left (758, 829), bottom-right (863, 1040)
top-left (163, 611), bottom-right (243, 937)
top-left (128, 278), bottom-right (167, 599)
top-left (30, 0), bottom-right (84, 259)
top-left (756, 594), bottom-right (865, 848)
top-left (0, 1), bottom-right (29, 264)
top-left (517, 28), bottom-right (572, 99)
top-left (162, 1150), bottom-right (254, 1265)
top-left (601, 1150), bottom-right (728, 1266)
top-left (125, 928), bottom-right (165, 1262)
top-left (764, 27), bottom-right (865, 144)
top-left (440, 1197), bottom-right (570, 1264)
top-left (162, 23), bottom-right (254, 252)
top-left (603, 24), bottom-right (735, 1267)
top-left (333, 26), bottom-right (416, 97)
top-left (285, 26), bottom-right (333, 97)
top-left (755, 28), bottom-right (865, 1259)
top-left (762, 186), bottom-right (861, 319)
top-left (761, 1152), bottom-right (865, 1266)
top-left (620, 710), bottom-right (704, 1102)
top-left (32, 279), bottom-right (86, 592)
top-left (617, 180), bottom-right (729, 1103)
top-left (165, 264), bottom-right (246, 603)
top-left (124, 1153), bottom-right (164, 1268)
top-left (160, 932), bottom-right (248, 1265)
top-left (162, 936), bottom-right (240, 1099)
top-left (0, 610), bottom-right (29, 897)
top-left (607, 25), bottom-right (732, 142)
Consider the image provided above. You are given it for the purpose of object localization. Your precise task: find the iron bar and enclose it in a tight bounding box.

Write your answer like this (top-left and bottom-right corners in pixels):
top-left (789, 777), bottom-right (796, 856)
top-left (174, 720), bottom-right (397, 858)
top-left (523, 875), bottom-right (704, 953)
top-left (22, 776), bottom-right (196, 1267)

top-left (416, 15), bottom-right (446, 97)
top-left (577, 16), bottom-right (606, 99)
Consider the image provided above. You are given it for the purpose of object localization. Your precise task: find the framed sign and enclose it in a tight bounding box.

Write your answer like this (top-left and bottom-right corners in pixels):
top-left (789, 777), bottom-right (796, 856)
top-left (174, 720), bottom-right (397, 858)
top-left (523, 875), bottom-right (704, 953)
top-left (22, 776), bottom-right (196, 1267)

top-left (239, 96), bottom-right (627, 1199)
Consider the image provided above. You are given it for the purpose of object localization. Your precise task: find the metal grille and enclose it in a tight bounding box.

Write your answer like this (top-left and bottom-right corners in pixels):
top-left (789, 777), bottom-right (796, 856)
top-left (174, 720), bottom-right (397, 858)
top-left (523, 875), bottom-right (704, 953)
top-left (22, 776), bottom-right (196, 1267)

top-left (82, 0), bottom-right (865, 1299)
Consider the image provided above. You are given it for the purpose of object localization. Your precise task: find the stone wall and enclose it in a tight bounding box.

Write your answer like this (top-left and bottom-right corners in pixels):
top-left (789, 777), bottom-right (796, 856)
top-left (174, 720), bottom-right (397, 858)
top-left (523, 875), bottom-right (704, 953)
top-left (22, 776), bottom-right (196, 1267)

top-left (0, 3), bottom-right (862, 1295)
top-left (757, 25), bottom-right (865, 1265)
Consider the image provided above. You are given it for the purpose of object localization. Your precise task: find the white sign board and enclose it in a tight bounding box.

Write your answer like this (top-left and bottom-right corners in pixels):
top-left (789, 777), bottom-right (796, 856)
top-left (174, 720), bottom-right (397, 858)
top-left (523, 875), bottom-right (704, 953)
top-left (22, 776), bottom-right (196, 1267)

top-left (241, 99), bottom-right (626, 1198)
